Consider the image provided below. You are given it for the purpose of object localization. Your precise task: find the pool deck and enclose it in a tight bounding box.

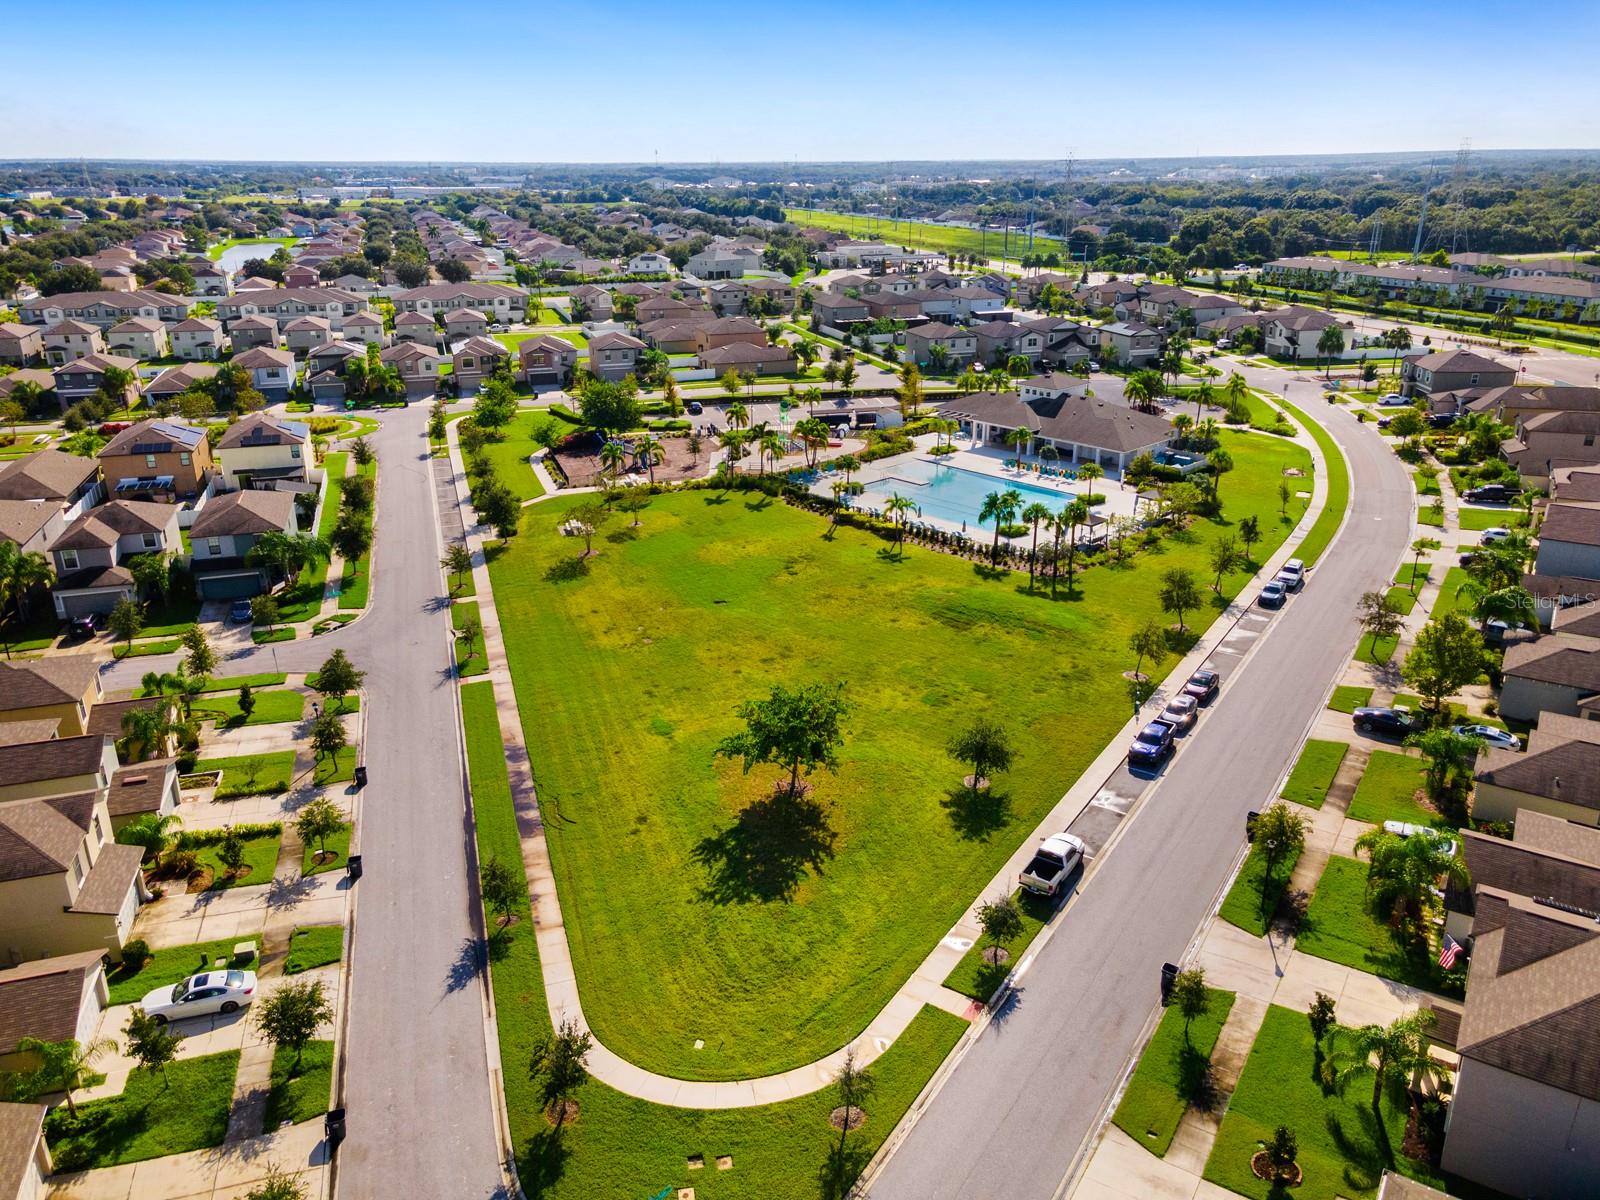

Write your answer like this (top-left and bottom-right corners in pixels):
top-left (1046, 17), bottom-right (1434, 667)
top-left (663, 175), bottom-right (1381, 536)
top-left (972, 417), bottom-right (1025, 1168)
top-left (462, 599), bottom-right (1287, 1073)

top-left (823, 434), bottom-right (1146, 538)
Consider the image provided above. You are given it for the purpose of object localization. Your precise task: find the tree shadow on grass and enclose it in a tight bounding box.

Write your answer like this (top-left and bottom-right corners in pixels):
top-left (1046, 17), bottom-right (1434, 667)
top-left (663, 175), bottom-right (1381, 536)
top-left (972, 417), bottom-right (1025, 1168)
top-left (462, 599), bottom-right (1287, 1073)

top-left (1175, 1044), bottom-right (1219, 1112)
top-left (1327, 1106), bottom-right (1388, 1191)
top-left (605, 526), bottom-right (639, 544)
top-left (518, 1126), bottom-right (572, 1200)
top-left (744, 495), bottom-right (774, 512)
top-left (692, 790), bottom-right (837, 903)
top-left (971, 561), bottom-right (1010, 582)
top-left (939, 784), bottom-right (1012, 842)
top-left (818, 1137), bottom-right (876, 1200)
top-left (543, 556), bottom-right (590, 584)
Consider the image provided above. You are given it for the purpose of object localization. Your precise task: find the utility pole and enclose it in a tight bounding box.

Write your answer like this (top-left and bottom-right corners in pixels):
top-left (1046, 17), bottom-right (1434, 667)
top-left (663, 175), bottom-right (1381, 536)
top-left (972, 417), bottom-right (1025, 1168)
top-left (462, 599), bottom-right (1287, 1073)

top-left (1410, 160), bottom-right (1437, 262)
top-left (1448, 138), bottom-right (1473, 256)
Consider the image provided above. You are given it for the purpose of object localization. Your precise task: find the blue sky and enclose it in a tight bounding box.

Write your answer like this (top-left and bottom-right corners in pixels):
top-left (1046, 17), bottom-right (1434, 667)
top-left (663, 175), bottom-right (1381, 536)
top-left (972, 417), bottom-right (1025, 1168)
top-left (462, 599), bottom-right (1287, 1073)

top-left (5, 0), bottom-right (1598, 162)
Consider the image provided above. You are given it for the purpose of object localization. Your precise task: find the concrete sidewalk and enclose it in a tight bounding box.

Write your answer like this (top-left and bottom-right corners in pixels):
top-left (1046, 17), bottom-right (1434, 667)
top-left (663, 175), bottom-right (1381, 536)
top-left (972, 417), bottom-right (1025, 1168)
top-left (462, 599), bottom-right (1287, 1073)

top-left (46, 1117), bottom-right (328, 1200)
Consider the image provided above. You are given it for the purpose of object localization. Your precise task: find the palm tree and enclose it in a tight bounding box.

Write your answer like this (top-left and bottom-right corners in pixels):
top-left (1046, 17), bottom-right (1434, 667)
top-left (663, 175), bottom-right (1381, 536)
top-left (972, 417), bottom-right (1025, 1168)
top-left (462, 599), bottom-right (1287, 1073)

top-left (982, 368), bottom-right (1011, 394)
top-left (15, 1036), bottom-right (116, 1118)
top-left (758, 430), bottom-right (786, 475)
top-left (1021, 501), bottom-right (1053, 587)
top-left (0, 541), bottom-right (55, 651)
top-left (119, 811), bottom-right (184, 864)
top-left (1207, 447), bottom-right (1234, 501)
top-left (883, 493), bottom-right (915, 555)
top-left (121, 703), bottom-right (179, 762)
top-left (1316, 325), bottom-right (1346, 376)
top-left (1171, 413), bottom-right (1194, 444)
top-left (979, 489), bottom-right (1022, 564)
top-left (1190, 380), bottom-right (1214, 421)
top-left (598, 440), bottom-right (628, 482)
top-left (927, 342), bottom-right (950, 374)
top-left (1353, 825), bottom-right (1469, 931)
top-left (633, 434), bottom-right (664, 484)
top-left (1077, 462), bottom-right (1104, 494)
top-left (717, 429), bottom-right (747, 474)
top-left (726, 400), bottom-right (749, 431)
top-left (803, 385), bottom-right (824, 414)
top-left (1328, 1011), bottom-right (1441, 1139)
top-left (956, 367), bottom-right (981, 397)
top-left (1055, 497), bottom-right (1091, 595)
top-left (1403, 727), bottom-right (1485, 815)
top-left (1223, 371), bottom-right (1250, 414)
top-left (1124, 370), bottom-right (1166, 412)
top-left (1004, 426), bottom-right (1033, 460)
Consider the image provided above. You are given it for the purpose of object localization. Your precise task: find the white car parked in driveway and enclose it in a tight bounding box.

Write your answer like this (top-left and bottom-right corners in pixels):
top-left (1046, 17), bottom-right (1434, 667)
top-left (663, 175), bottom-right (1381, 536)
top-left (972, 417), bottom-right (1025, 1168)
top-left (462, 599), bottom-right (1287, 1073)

top-left (139, 970), bottom-right (257, 1024)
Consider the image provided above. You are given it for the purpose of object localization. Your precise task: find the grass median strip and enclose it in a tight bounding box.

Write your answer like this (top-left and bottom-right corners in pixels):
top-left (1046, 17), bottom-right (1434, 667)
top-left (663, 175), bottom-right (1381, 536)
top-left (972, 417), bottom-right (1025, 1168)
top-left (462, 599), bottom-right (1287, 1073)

top-left (1327, 685), bottom-right (1374, 713)
top-left (1112, 987), bottom-right (1235, 1156)
top-left (196, 751), bottom-right (296, 797)
top-left (1346, 750), bottom-right (1433, 826)
top-left (1280, 739), bottom-right (1348, 809)
top-left (942, 889), bottom-right (1053, 1001)
top-left (1274, 392), bottom-right (1349, 566)
top-left (285, 925), bottom-right (345, 974)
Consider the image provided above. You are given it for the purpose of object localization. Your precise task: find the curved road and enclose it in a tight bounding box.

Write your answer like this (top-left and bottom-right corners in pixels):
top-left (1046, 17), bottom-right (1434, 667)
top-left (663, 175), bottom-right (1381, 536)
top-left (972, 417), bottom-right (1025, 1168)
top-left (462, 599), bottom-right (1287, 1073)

top-left (866, 376), bottom-right (1413, 1200)
top-left (105, 408), bottom-right (506, 1200)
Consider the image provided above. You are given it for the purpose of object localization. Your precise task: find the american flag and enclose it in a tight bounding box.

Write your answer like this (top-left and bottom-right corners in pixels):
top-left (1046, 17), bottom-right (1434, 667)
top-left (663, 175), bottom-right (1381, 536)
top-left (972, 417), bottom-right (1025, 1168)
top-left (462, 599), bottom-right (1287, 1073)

top-left (1439, 933), bottom-right (1463, 970)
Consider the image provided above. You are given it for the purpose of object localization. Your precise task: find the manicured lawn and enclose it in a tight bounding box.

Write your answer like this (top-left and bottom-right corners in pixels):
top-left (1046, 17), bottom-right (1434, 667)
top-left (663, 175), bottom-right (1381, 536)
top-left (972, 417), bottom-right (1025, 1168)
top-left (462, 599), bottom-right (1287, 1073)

top-left (1296, 856), bottom-right (1465, 997)
top-left (194, 688), bottom-right (305, 728)
top-left (312, 748), bottom-right (356, 786)
top-left (114, 638), bottom-right (181, 659)
top-left (783, 207), bottom-right (1068, 262)
top-left (1428, 566), bottom-right (1470, 622)
top-left (186, 829), bottom-right (281, 890)
top-left (198, 672), bottom-right (288, 693)
top-left (1346, 750), bottom-right (1434, 826)
top-left (137, 595), bottom-right (204, 637)
top-left (1384, 584), bottom-right (1417, 616)
top-left (941, 888), bottom-right (1053, 1001)
top-left (1273, 392), bottom-right (1350, 567)
top-left (252, 627), bottom-right (296, 644)
top-left (472, 411), bottom-right (557, 503)
top-left (1327, 685), bottom-right (1374, 713)
top-left (1280, 739), bottom-right (1348, 809)
top-left (197, 751), bottom-right (296, 798)
top-left (106, 935), bottom-right (254, 1004)
top-left (284, 925), bottom-right (345, 974)
top-left (1416, 505), bottom-right (1444, 527)
top-left (335, 460), bottom-right (375, 611)
top-left (262, 1040), bottom-right (333, 1128)
top-left (277, 452), bottom-right (346, 622)
top-left (1393, 561), bottom-right (1431, 590)
top-left (1113, 988), bottom-right (1235, 1156)
top-left (1412, 468), bottom-right (1440, 496)
top-left (0, 610), bottom-right (60, 652)
top-left (301, 823), bottom-right (351, 876)
top-left (1390, 693), bottom-right (1506, 730)
top-left (1219, 840), bottom-right (1303, 937)
top-left (1203, 1004), bottom-right (1446, 1200)
top-left (1353, 628), bottom-right (1399, 665)
top-left (452, 600), bottom-right (488, 677)
top-left (43, 1050), bottom-right (240, 1172)
top-left (1457, 505), bottom-right (1526, 531)
top-left (487, 430), bottom-right (1311, 1080)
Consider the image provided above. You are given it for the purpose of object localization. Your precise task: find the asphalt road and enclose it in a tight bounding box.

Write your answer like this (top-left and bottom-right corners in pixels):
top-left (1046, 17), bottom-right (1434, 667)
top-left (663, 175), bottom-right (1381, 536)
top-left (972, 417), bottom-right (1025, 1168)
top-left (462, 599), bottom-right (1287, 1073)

top-left (105, 409), bottom-right (505, 1200)
top-left (866, 375), bottom-right (1413, 1200)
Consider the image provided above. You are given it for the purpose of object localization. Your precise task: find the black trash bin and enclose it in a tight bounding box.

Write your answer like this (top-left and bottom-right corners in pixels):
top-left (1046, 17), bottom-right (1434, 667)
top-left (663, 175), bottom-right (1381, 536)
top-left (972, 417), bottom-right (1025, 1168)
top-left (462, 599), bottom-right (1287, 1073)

top-left (1246, 810), bottom-right (1260, 842)
top-left (346, 854), bottom-right (363, 881)
top-left (354, 765), bottom-right (368, 789)
top-left (1160, 962), bottom-right (1179, 1005)
top-left (325, 1107), bottom-right (346, 1148)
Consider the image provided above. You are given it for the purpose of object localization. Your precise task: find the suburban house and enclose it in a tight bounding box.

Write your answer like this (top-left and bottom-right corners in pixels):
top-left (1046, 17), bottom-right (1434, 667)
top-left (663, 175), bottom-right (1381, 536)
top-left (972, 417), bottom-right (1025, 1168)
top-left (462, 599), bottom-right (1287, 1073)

top-left (451, 337), bottom-right (510, 394)
top-left (706, 283), bottom-right (749, 317)
top-left (697, 342), bottom-right (795, 376)
top-left (0, 323), bottom-right (44, 367)
top-left (0, 950), bottom-right (109, 1076)
top-left (52, 353), bottom-right (138, 408)
top-left (230, 346), bottom-right (296, 402)
top-left (1438, 818), bottom-right (1600, 1196)
top-left (393, 311), bottom-right (441, 348)
top-left (0, 499), bottom-right (62, 558)
top-left (1534, 504), bottom-right (1600, 578)
top-left (745, 278), bottom-right (798, 312)
top-left (1401, 349), bottom-right (1518, 399)
top-left (1260, 307), bottom-right (1351, 361)
top-left (974, 320), bottom-right (1046, 367)
top-left (140, 362), bottom-right (220, 413)
top-left (41, 320), bottom-right (105, 366)
top-left (691, 317), bottom-right (767, 353)
top-left (518, 335), bottom-right (580, 388)
top-left (380, 342), bottom-right (442, 398)
top-left (188, 260), bottom-right (230, 296)
top-left (104, 757), bottom-right (180, 831)
top-left (167, 316), bottom-right (225, 361)
top-left (0, 659), bottom-right (102, 739)
top-left (282, 264), bottom-right (319, 289)
top-left (390, 283), bottom-right (524, 321)
top-left (0, 370), bottom-right (56, 410)
top-left (283, 316), bottom-right (333, 357)
top-left (570, 285), bottom-right (614, 321)
top-left (215, 287), bottom-right (367, 331)
top-left (215, 413), bottom-right (310, 490)
top-left (96, 419), bottom-right (212, 501)
top-left (226, 315), bottom-right (278, 352)
top-left (0, 451), bottom-right (104, 531)
top-left (1473, 712), bottom-right (1600, 824)
top-left (1500, 634), bottom-right (1600, 722)
top-left (626, 252), bottom-right (673, 274)
top-left (18, 290), bottom-right (191, 329)
top-left (685, 248), bottom-right (758, 279)
top-left (811, 294), bottom-right (871, 327)
top-left (442, 307), bottom-right (489, 341)
top-left (1443, 808), bottom-right (1600, 944)
top-left (339, 310), bottom-right (387, 348)
top-left (1096, 321), bottom-right (1162, 367)
top-left (0, 735), bottom-right (148, 963)
top-left (48, 500), bottom-right (181, 618)
top-left (188, 489), bottom-right (299, 600)
top-left (0, 1102), bottom-right (51, 1200)
top-left (587, 331), bottom-right (646, 381)
top-left (104, 317), bottom-right (168, 361)
top-left (639, 318), bottom-right (717, 354)
top-left (635, 295), bottom-right (708, 325)
top-left (1502, 413), bottom-right (1600, 488)
top-left (936, 389), bottom-right (1175, 472)
top-left (903, 322), bottom-right (979, 370)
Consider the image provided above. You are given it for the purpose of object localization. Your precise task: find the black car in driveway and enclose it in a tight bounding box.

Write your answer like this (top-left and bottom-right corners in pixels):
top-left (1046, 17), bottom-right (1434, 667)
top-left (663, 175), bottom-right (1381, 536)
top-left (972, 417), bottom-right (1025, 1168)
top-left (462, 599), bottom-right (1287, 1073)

top-left (1352, 706), bottom-right (1418, 738)
top-left (1128, 719), bottom-right (1177, 767)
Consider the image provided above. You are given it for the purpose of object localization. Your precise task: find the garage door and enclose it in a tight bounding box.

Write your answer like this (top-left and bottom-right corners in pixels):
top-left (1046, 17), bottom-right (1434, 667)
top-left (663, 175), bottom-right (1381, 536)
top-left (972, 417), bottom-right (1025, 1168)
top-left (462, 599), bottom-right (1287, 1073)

top-left (196, 572), bottom-right (262, 601)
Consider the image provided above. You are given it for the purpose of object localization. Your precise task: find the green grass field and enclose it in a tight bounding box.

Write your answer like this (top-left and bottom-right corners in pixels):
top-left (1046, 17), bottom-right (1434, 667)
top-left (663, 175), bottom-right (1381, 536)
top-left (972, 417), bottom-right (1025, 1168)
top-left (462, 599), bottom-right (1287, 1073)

top-left (1273, 393), bottom-right (1349, 566)
top-left (187, 829), bottom-right (281, 889)
top-left (301, 823), bottom-right (351, 877)
top-left (284, 925), bottom-right (345, 974)
top-left (487, 431), bottom-right (1310, 1079)
top-left (1457, 506), bottom-right (1527, 532)
top-left (1346, 750), bottom-right (1433, 826)
top-left (1353, 627), bottom-right (1399, 664)
top-left (1203, 1005), bottom-right (1447, 1200)
top-left (43, 1051), bottom-right (239, 1172)
top-left (941, 888), bottom-right (1053, 1001)
top-left (252, 627), bottom-right (296, 644)
top-left (1428, 566), bottom-right (1471, 622)
top-left (336, 459), bottom-right (375, 610)
top-left (1280, 739), bottom-right (1348, 808)
top-left (1327, 686), bottom-right (1374, 713)
top-left (197, 751), bottom-right (296, 797)
top-left (472, 411), bottom-right (556, 502)
top-left (1296, 856), bottom-right (1463, 997)
top-left (1113, 988), bottom-right (1235, 1156)
top-left (1219, 840), bottom-right (1303, 937)
top-left (194, 688), bottom-right (305, 727)
top-left (263, 1040), bottom-right (334, 1128)
top-left (783, 208), bottom-right (1067, 263)
top-left (452, 600), bottom-right (488, 677)
top-left (277, 452), bottom-right (347, 622)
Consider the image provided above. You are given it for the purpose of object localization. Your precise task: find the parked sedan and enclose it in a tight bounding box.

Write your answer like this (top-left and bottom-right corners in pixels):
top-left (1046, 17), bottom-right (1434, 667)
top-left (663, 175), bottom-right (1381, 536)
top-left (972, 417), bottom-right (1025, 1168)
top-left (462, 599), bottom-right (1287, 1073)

top-left (139, 970), bottom-right (257, 1024)
top-left (1128, 719), bottom-right (1176, 767)
top-left (1182, 669), bottom-right (1221, 704)
top-left (229, 599), bottom-right (254, 624)
top-left (1352, 706), bottom-right (1418, 738)
top-left (1451, 723), bottom-right (1522, 751)
top-left (1480, 527), bottom-right (1514, 544)
top-left (1378, 393), bottom-right (1409, 406)
top-left (1258, 580), bottom-right (1287, 609)
top-left (1159, 694), bottom-right (1199, 732)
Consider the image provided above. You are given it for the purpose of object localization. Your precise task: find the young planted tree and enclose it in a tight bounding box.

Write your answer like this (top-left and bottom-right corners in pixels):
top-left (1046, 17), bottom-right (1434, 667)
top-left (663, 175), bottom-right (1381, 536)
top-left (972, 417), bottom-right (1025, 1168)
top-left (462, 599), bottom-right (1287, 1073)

top-left (108, 596), bottom-right (144, 651)
top-left (309, 712), bottom-right (348, 771)
top-left (254, 979), bottom-right (335, 1072)
top-left (1407, 537), bottom-right (1441, 593)
top-left (218, 826), bottom-right (246, 880)
top-left (124, 1008), bottom-right (184, 1087)
top-left (244, 1165), bottom-right (307, 1200)
top-left (1277, 478), bottom-right (1293, 516)
top-left (830, 1047), bottom-right (877, 1163)
top-left (295, 796), bottom-right (347, 863)
top-left (529, 1017), bottom-right (592, 1128)
top-left (179, 623), bottom-right (216, 680)
top-left (1159, 567), bottom-right (1203, 632)
top-left (1170, 966), bottom-right (1211, 1046)
top-left (1128, 619), bottom-right (1168, 683)
top-left (1356, 591), bottom-right (1405, 659)
top-left (946, 718), bottom-right (1016, 795)
top-left (1308, 992), bottom-right (1337, 1045)
top-left (312, 649), bottom-right (364, 706)
top-left (250, 593), bottom-right (279, 632)
top-left (1208, 534), bottom-right (1242, 592)
top-left (566, 499), bottom-right (610, 557)
top-left (976, 893), bottom-right (1025, 965)
top-left (1252, 801), bottom-right (1308, 919)
top-left (1400, 613), bottom-right (1485, 719)
top-left (237, 683), bottom-right (256, 721)
top-left (715, 682), bottom-right (851, 798)
top-left (479, 854), bottom-right (523, 931)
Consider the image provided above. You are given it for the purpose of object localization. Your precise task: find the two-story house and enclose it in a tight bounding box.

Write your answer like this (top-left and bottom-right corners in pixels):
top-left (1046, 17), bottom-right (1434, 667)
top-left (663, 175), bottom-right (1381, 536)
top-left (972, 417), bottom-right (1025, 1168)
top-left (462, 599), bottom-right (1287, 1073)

top-left (0, 658), bottom-right (103, 739)
top-left (518, 335), bottom-right (580, 388)
top-left (339, 310), bottom-right (387, 349)
top-left (49, 500), bottom-right (182, 618)
top-left (166, 316), bottom-right (225, 361)
top-left (1400, 348), bottom-right (1518, 399)
top-left (380, 342), bottom-right (442, 399)
top-left (973, 320), bottom-right (1046, 368)
top-left (96, 419), bottom-right (212, 502)
top-left (226, 315), bottom-right (278, 352)
top-left (18, 290), bottom-right (191, 330)
top-left (215, 287), bottom-right (367, 332)
top-left (903, 322), bottom-right (979, 370)
top-left (188, 489), bottom-right (298, 600)
top-left (390, 283), bottom-right (524, 322)
top-left (215, 413), bottom-right (310, 490)
top-left (442, 308), bottom-right (490, 342)
top-left (230, 347), bottom-right (296, 402)
top-left (51, 353), bottom-right (139, 408)
top-left (0, 451), bottom-right (104, 535)
top-left (41, 320), bottom-right (105, 366)
top-left (451, 337), bottom-right (510, 395)
top-left (0, 322), bottom-right (45, 367)
top-left (1097, 321), bottom-right (1162, 367)
top-left (0, 734), bottom-right (148, 962)
top-left (140, 362), bottom-right (219, 413)
top-left (586, 331), bottom-right (646, 381)
top-left (392, 311), bottom-right (441, 348)
top-left (0, 950), bottom-right (110, 1077)
top-left (104, 317), bottom-right (168, 361)
top-left (283, 316), bottom-right (333, 357)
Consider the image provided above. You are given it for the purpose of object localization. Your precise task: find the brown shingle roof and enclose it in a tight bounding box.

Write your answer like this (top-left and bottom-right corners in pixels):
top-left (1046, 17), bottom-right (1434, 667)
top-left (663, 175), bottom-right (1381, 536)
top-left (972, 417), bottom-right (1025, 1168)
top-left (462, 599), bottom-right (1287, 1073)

top-left (0, 719), bottom-right (62, 746)
top-left (0, 733), bottom-right (110, 791)
top-left (54, 499), bottom-right (172, 551)
top-left (0, 499), bottom-right (55, 548)
top-left (0, 1102), bottom-right (47, 1198)
top-left (0, 950), bottom-right (105, 1055)
top-left (216, 413), bottom-right (305, 450)
top-left (0, 800), bottom-right (86, 882)
top-left (0, 658), bottom-right (99, 714)
top-left (1538, 503), bottom-right (1600, 548)
top-left (189, 488), bottom-right (295, 538)
top-left (68, 842), bottom-right (143, 914)
top-left (0, 449), bottom-right (99, 502)
top-left (84, 697), bottom-right (162, 741)
top-left (107, 759), bottom-right (177, 820)
top-left (1476, 737), bottom-right (1600, 812)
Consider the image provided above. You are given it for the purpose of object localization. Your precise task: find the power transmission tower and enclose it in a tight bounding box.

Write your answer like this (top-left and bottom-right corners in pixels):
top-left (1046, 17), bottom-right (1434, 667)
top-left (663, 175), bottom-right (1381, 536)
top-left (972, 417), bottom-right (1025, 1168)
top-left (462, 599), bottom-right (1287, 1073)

top-left (1410, 160), bottom-right (1438, 261)
top-left (1368, 212), bottom-right (1384, 262)
top-left (1447, 138), bottom-right (1473, 256)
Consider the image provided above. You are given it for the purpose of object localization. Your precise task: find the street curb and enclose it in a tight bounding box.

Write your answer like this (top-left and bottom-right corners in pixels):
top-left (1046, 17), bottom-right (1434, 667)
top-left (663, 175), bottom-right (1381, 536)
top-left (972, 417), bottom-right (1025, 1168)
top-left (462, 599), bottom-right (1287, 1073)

top-left (324, 683), bottom-right (369, 1200)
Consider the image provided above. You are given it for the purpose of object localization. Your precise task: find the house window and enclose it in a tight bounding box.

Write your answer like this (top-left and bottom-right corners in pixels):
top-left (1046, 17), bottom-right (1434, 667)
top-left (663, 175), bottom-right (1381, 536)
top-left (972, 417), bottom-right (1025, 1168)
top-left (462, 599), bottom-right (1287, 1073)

top-left (291, 445), bottom-right (302, 459)
top-left (71, 853), bottom-right (84, 884)
top-left (180, 452), bottom-right (191, 466)
top-left (145, 453), bottom-right (157, 468)
top-left (61, 549), bottom-right (79, 571)
top-left (206, 537), bottom-right (222, 556)
top-left (94, 814), bottom-right (104, 845)
top-left (142, 533), bottom-right (158, 549)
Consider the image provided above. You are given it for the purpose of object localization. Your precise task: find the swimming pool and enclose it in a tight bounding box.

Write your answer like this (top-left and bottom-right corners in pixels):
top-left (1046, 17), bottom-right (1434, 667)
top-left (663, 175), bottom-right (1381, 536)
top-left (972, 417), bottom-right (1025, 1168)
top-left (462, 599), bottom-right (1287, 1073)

top-left (856, 458), bottom-right (1081, 528)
